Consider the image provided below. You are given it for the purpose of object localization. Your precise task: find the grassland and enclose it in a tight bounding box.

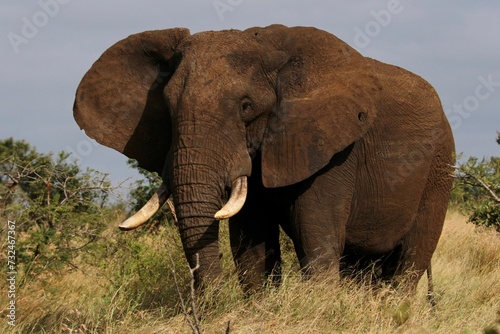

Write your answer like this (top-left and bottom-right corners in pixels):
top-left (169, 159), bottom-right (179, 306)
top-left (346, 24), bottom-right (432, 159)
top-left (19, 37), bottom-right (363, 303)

top-left (1, 210), bottom-right (499, 333)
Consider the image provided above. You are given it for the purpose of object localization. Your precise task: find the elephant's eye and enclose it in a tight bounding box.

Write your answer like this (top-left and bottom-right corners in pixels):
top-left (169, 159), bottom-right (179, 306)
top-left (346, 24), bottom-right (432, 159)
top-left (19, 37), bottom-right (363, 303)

top-left (241, 101), bottom-right (252, 111)
top-left (240, 98), bottom-right (254, 119)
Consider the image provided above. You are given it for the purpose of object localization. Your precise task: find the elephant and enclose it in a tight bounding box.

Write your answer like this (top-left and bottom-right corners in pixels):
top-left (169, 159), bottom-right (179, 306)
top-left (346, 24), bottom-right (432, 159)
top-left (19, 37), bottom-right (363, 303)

top-left (73, 24), bottom-right (455, 294)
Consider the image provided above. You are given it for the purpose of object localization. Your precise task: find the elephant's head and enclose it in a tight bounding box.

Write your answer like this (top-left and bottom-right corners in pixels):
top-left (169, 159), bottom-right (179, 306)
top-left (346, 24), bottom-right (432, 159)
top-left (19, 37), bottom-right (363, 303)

top-left (73, 25), bottom-right (381, 286)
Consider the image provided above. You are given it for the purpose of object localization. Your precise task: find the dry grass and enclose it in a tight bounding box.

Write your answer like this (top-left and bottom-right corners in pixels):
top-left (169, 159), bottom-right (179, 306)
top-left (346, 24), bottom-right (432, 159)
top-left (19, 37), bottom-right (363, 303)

top-left (1, 210), bottom-right (499, 333)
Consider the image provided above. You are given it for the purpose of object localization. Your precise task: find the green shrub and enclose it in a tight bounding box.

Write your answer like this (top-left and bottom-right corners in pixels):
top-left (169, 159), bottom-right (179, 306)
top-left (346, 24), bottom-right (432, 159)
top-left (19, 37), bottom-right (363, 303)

top-left (452, 132), bottom-right (500, 231)
top-left (0, 138), bottom-right (115, 281)
top-left (106, 226), bottom-right (190, 315)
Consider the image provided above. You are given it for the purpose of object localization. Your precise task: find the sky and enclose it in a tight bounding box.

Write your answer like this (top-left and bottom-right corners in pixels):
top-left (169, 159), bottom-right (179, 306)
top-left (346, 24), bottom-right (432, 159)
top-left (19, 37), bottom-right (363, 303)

top-left (2, 0), bottom-right (499, 190)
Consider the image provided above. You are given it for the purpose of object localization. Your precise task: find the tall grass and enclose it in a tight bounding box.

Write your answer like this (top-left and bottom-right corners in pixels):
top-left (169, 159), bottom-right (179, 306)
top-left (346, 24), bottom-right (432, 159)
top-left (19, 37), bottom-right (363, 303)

top-left (1, 210), bottom-right (498, 333)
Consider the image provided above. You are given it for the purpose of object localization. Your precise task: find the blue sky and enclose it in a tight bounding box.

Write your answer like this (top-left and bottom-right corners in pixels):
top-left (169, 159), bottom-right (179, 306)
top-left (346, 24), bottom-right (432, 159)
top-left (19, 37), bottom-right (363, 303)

top-left (2, 1), bottom-right (499, 188)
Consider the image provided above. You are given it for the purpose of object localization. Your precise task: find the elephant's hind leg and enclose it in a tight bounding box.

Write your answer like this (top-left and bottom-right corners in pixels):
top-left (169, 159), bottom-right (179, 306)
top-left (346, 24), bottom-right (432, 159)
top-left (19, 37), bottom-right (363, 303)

top-left (396, 153), bottom-right (454, 292)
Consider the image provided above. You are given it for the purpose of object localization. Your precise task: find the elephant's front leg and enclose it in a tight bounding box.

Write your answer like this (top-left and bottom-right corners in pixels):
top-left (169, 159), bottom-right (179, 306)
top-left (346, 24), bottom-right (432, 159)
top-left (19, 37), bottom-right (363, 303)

top-left (229, 180), bottom-right (286, 294)
top-left (229, 214), bottom-right (281, 293)
top-left (289, 155), bottom-right (356, 280)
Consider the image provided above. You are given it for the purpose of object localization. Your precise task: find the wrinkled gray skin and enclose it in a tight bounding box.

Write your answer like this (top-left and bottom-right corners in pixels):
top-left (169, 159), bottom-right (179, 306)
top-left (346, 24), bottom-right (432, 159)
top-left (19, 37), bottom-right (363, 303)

top-left (74, 25), bottom-right (455, 293)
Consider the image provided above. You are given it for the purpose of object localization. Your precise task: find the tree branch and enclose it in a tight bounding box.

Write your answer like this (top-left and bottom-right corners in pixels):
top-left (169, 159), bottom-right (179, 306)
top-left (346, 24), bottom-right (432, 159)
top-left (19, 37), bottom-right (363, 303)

top-left (464, 172), bottom-right (500, 203)
top-left (474, 176), bottom-right (500, 203)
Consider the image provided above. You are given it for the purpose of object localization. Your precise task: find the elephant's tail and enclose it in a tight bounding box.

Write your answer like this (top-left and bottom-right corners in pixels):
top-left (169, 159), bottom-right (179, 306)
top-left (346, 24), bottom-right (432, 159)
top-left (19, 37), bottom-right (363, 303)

top-left (426, 264), bottom-right (437, 307)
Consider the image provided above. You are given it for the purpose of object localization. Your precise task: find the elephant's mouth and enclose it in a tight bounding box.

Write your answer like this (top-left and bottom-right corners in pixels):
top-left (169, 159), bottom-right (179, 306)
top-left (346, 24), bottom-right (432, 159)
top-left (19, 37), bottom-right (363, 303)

top-left (118, 176), bottom-right (248, 230)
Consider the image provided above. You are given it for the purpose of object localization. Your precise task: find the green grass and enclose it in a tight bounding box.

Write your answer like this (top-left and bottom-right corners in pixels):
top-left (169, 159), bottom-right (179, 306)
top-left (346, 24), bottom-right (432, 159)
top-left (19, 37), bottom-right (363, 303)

top-left (1, 210), bottom-right (499, 333)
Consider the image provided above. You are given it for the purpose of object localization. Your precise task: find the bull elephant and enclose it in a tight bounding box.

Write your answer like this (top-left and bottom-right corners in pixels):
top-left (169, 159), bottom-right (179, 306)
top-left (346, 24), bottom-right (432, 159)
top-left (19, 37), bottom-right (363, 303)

top-left (73, 25), bottom-right (455, 294)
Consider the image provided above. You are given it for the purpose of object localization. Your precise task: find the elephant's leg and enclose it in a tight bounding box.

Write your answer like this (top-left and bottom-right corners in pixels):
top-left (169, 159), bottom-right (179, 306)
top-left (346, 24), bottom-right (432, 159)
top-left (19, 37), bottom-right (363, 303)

top-left (395, 155), bottom-right (454, 292)
top-left (290, 189), bottom-right (348, 279)
top-left (229, 184), bottom-right (286, 294)
top-left (288, 153), bottom-right (356, 280)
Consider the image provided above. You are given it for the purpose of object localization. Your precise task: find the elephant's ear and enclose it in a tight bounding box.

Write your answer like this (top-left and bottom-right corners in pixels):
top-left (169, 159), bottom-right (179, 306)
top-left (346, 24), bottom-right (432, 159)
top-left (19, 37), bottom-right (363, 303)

top-left (251, 25), bottom-right (381, 188)
top-left (73, 28), bottom-right (189, 174)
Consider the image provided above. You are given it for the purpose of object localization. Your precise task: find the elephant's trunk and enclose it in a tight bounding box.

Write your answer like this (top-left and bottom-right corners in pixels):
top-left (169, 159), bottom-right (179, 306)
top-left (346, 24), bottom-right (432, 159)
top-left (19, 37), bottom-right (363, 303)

top-left (172, 154), bottom-right (227, 286)
top-left (163, 88), bottom-right (252, 286)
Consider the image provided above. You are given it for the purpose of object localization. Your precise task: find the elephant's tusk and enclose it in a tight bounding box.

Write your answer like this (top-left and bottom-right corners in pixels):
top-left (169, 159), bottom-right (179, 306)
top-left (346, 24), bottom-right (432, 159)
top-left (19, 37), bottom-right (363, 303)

top-left (214, 176), bottom-right (248, 220)
top-left (119, 182), bottom-right (169, 230)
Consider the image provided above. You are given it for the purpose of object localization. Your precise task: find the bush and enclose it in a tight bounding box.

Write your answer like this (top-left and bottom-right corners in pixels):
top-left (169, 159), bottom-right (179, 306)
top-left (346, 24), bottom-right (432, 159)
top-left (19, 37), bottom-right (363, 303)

top-left (0, 138), bottom-right (117, 281)
top-left (452, 132), bottom-right (500, 231)
top-left (106, 225), bottom-right (190, 315)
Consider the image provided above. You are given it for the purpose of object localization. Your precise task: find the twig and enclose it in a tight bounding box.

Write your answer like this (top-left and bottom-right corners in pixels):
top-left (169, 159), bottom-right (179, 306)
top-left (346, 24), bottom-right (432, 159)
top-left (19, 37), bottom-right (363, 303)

top-left (59, 178), bottom-right (129, 205)
top-left (426, 264), bottom-right (437, 308)
top-left (189, 254), bottom-right (202, 333)
top-left (166, 198), bottom-right (178, 223)
top-left (57, 234), bottom-right (98, 252)
top-left (168, 252), bottom-right (203, 334)
top-left (168, 254), bottom-right (190, 324)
